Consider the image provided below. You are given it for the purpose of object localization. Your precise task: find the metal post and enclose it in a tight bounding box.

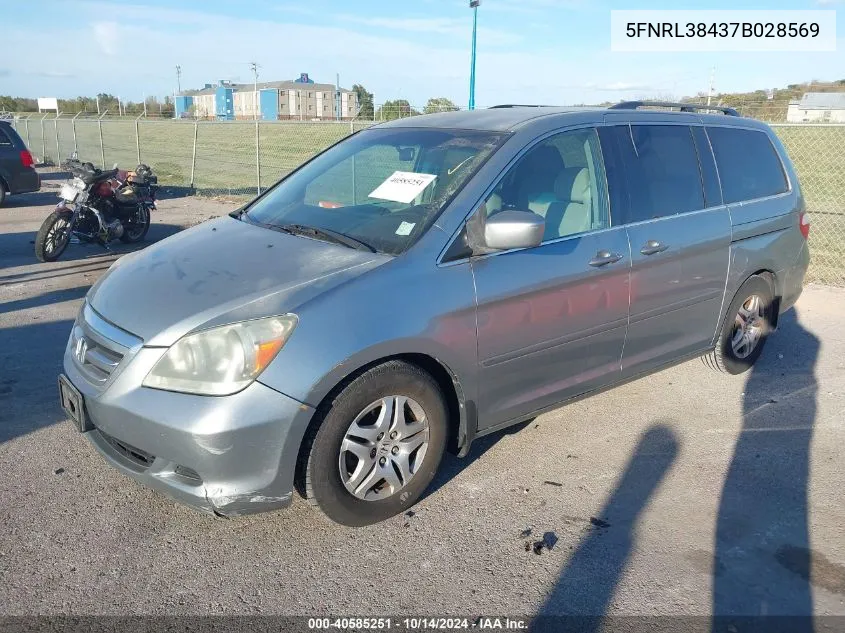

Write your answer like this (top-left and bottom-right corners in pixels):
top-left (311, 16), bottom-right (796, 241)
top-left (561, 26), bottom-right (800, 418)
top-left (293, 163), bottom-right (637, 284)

top-left (40, 113), bottom-right (48, 162)
top-left (468, 1), bottom-right (479, 110)
top-left (190, 120), bottom-right (198, 190)
top-left (255, 119), bottom-right (261, 195)
top-left (71, 111), bottom-right (82, 153)
top-left (24, 115), bottom-right (31, 148)
top-left (135, 113), bottom-right (143, 165)
top-left (98, 109), bottom-right (108, 169)
top-left (54, 112), bottom-right (63, 164)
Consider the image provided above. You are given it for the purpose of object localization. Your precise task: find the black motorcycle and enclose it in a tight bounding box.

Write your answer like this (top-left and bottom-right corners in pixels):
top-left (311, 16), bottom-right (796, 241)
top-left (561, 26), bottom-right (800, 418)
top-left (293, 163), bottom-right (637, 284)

top-left (35, 161), bottom-right (157, 262)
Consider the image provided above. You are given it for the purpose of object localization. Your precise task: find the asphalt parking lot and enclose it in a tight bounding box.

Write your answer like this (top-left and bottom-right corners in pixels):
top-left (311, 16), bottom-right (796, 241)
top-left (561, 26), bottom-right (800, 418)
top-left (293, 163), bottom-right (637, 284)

top-left (2, 174), bottom-right (845, 621)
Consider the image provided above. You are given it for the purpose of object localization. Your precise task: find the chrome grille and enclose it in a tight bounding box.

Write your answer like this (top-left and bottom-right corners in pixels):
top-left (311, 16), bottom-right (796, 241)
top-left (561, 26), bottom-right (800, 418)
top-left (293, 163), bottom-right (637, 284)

top-left (70, 303), bottom-right (141, 386)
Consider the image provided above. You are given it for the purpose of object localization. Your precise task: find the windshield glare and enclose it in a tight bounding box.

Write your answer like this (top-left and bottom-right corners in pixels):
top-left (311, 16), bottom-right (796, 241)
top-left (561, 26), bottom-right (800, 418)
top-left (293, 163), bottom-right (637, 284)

top-left (245, 128), bottom-right (503, 255)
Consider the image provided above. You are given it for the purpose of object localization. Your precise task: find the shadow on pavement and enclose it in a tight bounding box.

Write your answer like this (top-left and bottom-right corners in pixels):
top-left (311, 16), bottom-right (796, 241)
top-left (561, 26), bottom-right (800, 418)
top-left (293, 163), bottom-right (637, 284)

top-left (526, 309), bottom-right (827, 632)
top-left (531, 423), bottom-right (680, 631)
top-left (0, 285), bottom-right (90, 313)
top-left (712, 309), bottom-right (825, 631)
top-left (0, 319), bottom-right (74, 442)
top-left (0, 222), bottom-right (184, 267)
top-left (425, 419), bottom-right (533, 500)
top-left (38, 171), bottom-right (72, 181)
top-left (2, 191), bottom-right (64, 207)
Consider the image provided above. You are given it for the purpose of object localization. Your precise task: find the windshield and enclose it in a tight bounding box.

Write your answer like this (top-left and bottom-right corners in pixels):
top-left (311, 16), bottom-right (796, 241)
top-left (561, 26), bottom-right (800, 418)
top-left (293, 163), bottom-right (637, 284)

top-left (244, 127), bottom-right (504, 255)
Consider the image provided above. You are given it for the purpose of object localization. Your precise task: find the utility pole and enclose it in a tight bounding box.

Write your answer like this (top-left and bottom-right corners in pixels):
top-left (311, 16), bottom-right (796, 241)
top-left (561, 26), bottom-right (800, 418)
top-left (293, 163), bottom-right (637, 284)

top-left (250, 62), bottom-right (259, 120)
top-left (176, 65), bottom-right (182, 94)
top-left (707, 66), bottom-right (716, 106)
top-left (96, 94), bottom-right (100, 115)
top-left (468, 0), bottom-right (481, 110)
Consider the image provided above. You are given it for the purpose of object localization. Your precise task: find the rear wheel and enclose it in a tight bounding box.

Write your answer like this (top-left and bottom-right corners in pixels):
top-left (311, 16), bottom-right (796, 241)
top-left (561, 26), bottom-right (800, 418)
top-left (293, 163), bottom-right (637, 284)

top-left (299, 361), bottom-right (448, 526)
top-left (704, 275), bottom-right (774, 375)
top-left (120, 205), bottom-right (150, 243)
top-left (35, 210), bottom-right (72, 262)
top-left (0, 184), bottom-right (6, 207)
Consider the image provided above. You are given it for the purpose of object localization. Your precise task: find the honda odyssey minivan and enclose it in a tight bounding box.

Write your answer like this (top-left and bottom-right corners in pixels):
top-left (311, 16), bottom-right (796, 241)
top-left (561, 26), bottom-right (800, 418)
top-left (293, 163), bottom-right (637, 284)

top-left (59, 103), bottom-right (809, 526)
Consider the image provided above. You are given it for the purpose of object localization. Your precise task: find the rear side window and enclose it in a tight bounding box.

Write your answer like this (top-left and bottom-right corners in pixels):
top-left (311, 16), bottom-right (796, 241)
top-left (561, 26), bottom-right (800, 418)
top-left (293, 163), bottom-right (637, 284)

top-left (0, 126), bottom-right (14, 147)
top-left (599, 124), bottom-right (704, 224)
top-left (706, 127), bottom-right (788, 204)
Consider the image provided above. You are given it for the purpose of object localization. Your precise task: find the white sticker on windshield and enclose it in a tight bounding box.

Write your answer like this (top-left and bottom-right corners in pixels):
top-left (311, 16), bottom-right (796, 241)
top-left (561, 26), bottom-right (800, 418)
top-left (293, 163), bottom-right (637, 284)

top-left (395, 221), bottom-right (416, 236)
top-left (368, 171), bottom-right (437, 204)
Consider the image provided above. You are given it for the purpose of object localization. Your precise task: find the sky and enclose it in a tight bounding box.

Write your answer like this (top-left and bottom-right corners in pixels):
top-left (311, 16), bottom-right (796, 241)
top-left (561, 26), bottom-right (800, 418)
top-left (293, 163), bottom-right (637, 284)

top-left (1, 0), bottom-right (842, 107)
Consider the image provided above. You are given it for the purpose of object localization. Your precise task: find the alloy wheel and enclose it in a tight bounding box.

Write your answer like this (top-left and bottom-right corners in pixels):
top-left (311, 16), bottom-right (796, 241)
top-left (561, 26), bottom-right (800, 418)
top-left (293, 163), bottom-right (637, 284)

top-left (731, 294), bottom-right (766, 359)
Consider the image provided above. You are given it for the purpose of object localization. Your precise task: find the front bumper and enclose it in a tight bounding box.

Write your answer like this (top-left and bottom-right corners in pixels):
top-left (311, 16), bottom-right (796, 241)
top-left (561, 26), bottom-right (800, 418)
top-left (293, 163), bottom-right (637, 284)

top-left (62, 317), bottom-right (316, 517)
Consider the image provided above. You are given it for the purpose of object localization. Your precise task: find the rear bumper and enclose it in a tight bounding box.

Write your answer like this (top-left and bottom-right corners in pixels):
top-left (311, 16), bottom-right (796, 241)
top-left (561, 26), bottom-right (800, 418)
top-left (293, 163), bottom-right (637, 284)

top-left (8, 168), bottom-right (40, 195)
top-left (779, 240), bottom-right (810, 314)
top-left (63, 338), bottom-right (316, 517)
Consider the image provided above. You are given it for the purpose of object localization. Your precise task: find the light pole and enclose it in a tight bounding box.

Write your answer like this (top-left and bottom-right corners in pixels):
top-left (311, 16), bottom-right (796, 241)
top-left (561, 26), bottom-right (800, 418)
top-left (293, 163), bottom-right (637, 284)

top-left (468, 0), bottom-right (480, 110)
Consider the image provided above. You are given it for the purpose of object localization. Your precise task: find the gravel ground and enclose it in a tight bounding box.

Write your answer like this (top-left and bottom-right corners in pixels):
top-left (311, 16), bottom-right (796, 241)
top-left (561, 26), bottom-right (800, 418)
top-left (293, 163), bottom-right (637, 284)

top-left (1, 173), bottom-right (845, 621)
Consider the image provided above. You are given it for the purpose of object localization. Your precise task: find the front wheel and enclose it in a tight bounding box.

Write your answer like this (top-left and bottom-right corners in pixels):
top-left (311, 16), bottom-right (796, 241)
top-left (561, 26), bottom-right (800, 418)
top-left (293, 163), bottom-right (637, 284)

top-left (35, 210), bottom-right (73, 262)
top-left (704, 275), bottom-right (774, 375)
top-left (299, 361), bottom-right (448, 526)
top-left (120, 205), bottom-right (150, 243)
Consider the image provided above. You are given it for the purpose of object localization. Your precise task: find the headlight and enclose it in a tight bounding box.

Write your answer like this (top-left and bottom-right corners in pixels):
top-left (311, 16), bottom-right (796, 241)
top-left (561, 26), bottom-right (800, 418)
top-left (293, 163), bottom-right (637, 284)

top-left (143, 315), bottom-right (298, 396)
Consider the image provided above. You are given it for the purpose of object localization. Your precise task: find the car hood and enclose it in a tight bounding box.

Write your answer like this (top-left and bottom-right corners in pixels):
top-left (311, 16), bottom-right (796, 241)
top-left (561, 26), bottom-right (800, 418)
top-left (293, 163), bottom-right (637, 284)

top-left (88, 216), bottom-right (389, 346)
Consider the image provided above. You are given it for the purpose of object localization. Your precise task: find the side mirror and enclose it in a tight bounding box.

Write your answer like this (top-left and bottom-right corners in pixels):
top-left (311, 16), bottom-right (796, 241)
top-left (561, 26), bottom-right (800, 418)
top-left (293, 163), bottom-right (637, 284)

top-left (483, 210), bottom-right (545, 251)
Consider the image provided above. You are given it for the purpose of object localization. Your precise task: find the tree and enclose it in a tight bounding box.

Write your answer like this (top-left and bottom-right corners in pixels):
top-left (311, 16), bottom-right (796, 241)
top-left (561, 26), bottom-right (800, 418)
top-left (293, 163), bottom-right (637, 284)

top-left (0, 96), bottom-right (19, 112)
top-left (375, 99), bottom-right (419, 121)
top-left (97, 93), bottom-right (119, 114)
top-left (351, 84), bottom-right (374, 120)
top-left (424, 97), bottom-right (459, 114)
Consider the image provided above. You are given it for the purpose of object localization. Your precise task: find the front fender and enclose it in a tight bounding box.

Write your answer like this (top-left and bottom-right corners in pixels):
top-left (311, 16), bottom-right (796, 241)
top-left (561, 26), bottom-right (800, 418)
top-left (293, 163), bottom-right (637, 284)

top-left (54, 201), bottom-right (74, 218)
top-left (257, 258), bottom-right (480, 457)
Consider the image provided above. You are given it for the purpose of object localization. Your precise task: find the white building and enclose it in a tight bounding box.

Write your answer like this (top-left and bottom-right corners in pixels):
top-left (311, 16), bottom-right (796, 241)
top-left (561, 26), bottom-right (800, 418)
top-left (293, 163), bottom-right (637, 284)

top-left (787, 92), bottom-right (845, 123)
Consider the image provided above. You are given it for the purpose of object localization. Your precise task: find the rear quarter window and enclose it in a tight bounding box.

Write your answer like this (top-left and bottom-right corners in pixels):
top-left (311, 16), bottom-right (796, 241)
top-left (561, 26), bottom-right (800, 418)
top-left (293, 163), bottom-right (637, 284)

top-left (0, 126), bottom-right (15, 147)
top-left (706, 127), bottom-right (788, 204)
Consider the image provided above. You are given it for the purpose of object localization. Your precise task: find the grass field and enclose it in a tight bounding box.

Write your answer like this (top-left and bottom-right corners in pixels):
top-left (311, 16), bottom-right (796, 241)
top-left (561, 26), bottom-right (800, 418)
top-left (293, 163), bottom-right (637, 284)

top-left (12, 117), bottom-right (844, 286)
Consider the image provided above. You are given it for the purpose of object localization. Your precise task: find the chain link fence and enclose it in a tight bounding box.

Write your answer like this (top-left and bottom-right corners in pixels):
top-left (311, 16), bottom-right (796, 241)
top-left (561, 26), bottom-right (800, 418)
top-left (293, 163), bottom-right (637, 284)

top-left (771, 124), bottom-right (845, 287)
top-left (9, 114), bottom-right (844, 287)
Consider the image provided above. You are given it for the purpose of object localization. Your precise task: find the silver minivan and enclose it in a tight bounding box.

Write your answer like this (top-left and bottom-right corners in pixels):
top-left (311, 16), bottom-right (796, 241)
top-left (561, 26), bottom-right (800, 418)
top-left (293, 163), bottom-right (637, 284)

top-left (59, 103), bottom-right (810, 526)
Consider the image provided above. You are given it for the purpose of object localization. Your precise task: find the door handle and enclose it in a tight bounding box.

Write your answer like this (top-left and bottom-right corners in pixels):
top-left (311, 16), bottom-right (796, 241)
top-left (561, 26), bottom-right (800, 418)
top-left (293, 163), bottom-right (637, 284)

top-left (640, 240), bottom-right (669, 256)
top-left (588, 250), bottom-right (623, 267)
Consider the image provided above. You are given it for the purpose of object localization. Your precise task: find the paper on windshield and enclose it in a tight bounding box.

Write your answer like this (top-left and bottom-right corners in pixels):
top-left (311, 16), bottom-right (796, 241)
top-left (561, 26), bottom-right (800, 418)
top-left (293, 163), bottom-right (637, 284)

top-left (395, 221), bottom-right (416, 236)
top-left (368, 171), bottom-right (437, 204)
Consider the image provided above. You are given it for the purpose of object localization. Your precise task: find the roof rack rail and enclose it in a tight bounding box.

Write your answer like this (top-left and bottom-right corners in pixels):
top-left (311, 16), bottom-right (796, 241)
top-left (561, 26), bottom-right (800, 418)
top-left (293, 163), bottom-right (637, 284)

top-left (609, 101), bottom-right (739, 117)
top-left (489, 104), bottom-right (554, 109)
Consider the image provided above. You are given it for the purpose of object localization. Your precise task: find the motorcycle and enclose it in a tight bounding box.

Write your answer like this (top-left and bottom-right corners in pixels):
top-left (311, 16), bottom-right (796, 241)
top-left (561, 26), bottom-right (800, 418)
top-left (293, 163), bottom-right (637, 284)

top-left (35, 160), bottom-right (157, 262)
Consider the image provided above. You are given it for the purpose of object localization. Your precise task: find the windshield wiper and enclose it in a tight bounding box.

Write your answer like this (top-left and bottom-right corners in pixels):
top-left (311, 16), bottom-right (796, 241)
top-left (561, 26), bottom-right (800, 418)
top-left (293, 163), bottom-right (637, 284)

top-left (272, 224), bottom-right (377, 253)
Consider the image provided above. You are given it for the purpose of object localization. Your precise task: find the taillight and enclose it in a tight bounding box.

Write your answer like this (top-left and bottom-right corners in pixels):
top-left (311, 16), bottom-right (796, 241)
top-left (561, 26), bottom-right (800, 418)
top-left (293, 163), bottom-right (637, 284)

top-left (799, 211), bottom-right (810, 239)
top-left (20, 150), bottom-right (34, 168)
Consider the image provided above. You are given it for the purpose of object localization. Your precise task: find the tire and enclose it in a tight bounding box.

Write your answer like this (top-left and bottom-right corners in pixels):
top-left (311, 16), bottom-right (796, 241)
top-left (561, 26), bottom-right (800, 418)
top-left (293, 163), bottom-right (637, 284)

top-left (120, 205), bottom-right (150, 243)
top-left (299, 360), bottom-right (448, 526)
top-left (704, 275), bottom-right (774, 375)
top-left (0, 184), bottom-right (6, 207)
top-left (34, 210), bottom-right (72, 262)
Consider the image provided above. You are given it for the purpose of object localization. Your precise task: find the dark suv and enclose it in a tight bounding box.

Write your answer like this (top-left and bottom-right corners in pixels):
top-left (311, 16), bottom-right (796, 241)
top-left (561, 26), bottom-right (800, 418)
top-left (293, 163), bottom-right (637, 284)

top-left (0, 120), bottom-right (40, 206)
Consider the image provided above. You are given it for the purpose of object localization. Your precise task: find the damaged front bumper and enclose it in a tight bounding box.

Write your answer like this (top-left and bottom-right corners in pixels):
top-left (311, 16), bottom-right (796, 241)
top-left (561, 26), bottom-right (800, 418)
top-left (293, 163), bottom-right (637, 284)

top-left (64, 341), bottom-right (316, 517)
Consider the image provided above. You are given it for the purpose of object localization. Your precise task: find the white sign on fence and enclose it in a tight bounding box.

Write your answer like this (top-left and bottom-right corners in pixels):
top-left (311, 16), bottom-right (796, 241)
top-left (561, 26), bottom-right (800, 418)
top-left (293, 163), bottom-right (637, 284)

top-left (37, 97), bottom-right (59, 112)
